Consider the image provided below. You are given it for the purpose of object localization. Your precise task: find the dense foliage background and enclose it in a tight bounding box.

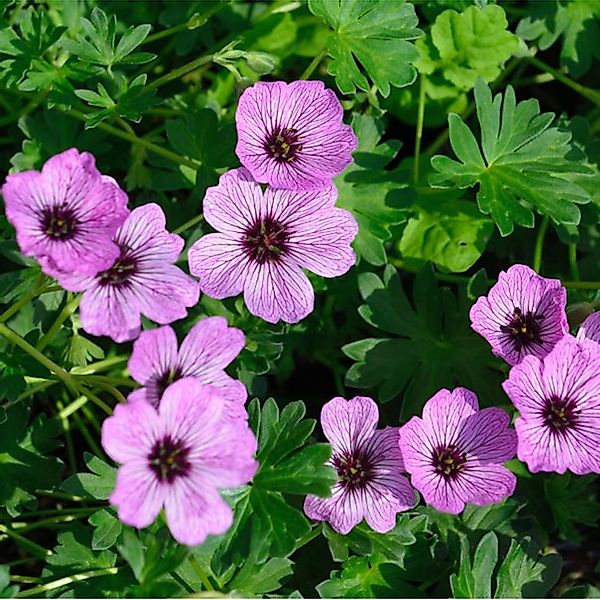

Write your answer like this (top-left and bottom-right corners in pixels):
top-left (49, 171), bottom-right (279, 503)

top-left (0, 0), bottom-right (599, 597)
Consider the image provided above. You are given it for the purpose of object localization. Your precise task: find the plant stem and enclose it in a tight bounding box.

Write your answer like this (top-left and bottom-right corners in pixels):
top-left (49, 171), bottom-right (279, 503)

top-left (89, 381), bottom-right (127, 404)
top-left (72, 409), bottom-right (105, 457)
top-left (36, 294), bottom-right (81, 352)
top-left (78, 375), bottom-right (136, 388)
top-left (528, 56), bottom-right (600, 107)
top-left (300, 48), bottom-right (328, 80)
top-left (173, 213), bottom-right (204, 235)
top-left (146, 53), bottom-right (216, 91)
top-left (70, 355), bottom-right (128, 375)
top-left (0, 274), bottom-right (45, 323)
top-left (188, 555), bottom-right (214, 592)
top-left (58, 396), bottom-right (89, 420)
top-left (56, 398), bottom-right (77, 474)
top-left (562, 281), bottom-right (600, 290)
top-left (413, 74), bottom-right (427, 184)
top-left (568, 243), bottom-right (580, 281)
top-left (532, 215), bottom-right (550, 273)
top-left (16, 568), bottom-right (119, 598)
top-left (0, 525), bottom-right (52, 560)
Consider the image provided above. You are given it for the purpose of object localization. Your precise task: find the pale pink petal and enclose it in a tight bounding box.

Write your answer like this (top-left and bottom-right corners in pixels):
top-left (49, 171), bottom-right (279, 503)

top-left (128, 326), bottom-right (179, 385)
top-left (304, 485), bottom-right (363, 534)
top-left (457, 408), bottom-right (517, 463)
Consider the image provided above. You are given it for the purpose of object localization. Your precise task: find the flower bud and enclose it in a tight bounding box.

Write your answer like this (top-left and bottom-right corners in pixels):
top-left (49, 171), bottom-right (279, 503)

top-left (245, 52), bottom-right (276, 75)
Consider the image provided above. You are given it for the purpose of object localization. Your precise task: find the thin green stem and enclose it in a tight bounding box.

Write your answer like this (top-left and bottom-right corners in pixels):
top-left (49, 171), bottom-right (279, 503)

top-left (562, 281), bottom-right (600, 290)
top-left (300, 47), bottom-right (328, 80)
top-left (0, 274), bottom-right (45, 323)
top-left (146, 52), bottom-right (216, 91)
top-left (35, 490), bottom-right (86, 502)
top-left (0, 88), bottom-right (49, 127)
top-left (145, 21), bottom-right (191, 44)
top-left (4, 506), bottom-right (97, 520)
top-left (10, 577), bottom-right (39, 584)
top-left (532, 216), bottom-right (550, 273)
top-left (16, 380), bottom-right (58, 402)
top-left (56, 398), bottom-right (77, 474)
top-left (82, 404), bottom-right (102, 434)
top-left (72, 409), bottom-right (104, 457)
top-left (173, 213), bottom-right (204, 235)
top-left (528, 56), bottom-right (600, 107)
top-left (78, 375), bottom-right (136, 388)
top-left (189, 555), bottom-right (214, 592)
top-left (16, 568), bottom-right (119, 598)
top-left (89, 381), bottom-right (127, 404)
top-left (36, 294), bottom-right (81, 352)
top-left (0, 525), bottom-right (52, 560)
top-left (413, 74), bottom-right (427, 184)
top-left (568, 243), bottom-right (580, 281)
top-left (11, 514), bottom-right (79, 535)
top-left (70, 355), bottom-right (128, 375)
top-left (58, 396), bottom-right (88, 420)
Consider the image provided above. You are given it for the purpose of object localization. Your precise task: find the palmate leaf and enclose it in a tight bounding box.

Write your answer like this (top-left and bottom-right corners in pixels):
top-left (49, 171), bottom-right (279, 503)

top-left (430, 78), bottom-right (591, 236)
top-left (308, 0), bottom-right (422, 97)
top-left (343, 264), bottom-right (505, 419)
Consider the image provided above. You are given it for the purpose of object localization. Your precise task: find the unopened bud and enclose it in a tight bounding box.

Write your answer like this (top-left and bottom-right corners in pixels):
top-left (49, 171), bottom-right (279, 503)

top-left (245, 52), bottom-right (276, 75)
top-left (567, 302), bottom-right (594, 327)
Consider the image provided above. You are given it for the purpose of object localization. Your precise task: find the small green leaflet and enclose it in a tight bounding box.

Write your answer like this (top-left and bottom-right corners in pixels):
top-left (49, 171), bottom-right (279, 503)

top-left (430, 78), bottom-right (591, 236)
top-left (308, 0), bottom-right (422, 97)
top-left (61, 452), bottom-right (117, 500)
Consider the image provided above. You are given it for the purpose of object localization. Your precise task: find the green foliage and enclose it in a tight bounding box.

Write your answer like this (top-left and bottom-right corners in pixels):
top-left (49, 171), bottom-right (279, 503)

top-left (61, 452), bottom-right (117, 500)
top-left (89, 508), bottom-right (122, 551)
top-left (416, 5), bottom-right (519, 92)
top-left (431, 78), bottom-right (591, 236)
top-left (0, 566), bottom-right (18, 599)
top-left (0, 402), bottom-right (62, 516)
top-left (343, 264), bottom-right (505, 418)
top-left (308, 0), bottom-right (422, 97)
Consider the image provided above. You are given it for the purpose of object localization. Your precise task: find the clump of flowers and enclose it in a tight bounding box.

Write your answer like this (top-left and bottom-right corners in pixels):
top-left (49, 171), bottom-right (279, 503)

top-left (1, 148), bottom-right (129, 278)
top-left (188, 168), bottom-right (358, 324)
top-left (503, 336), bottom-right (600, 475)
top-left (52, 203), bottom-right (199, 342)
top-left (102, 378), bottom-right (258, 546)
top-left (128, 317), bottom-right (247, 418)
top-left (304, 395), bottom-right (416, 534)
top-left (470, 264), bottom-right (568, 366)
top-left (235, 80), bottom-right (358, 191)
top-left (399, 387), bottom-right (517, 514)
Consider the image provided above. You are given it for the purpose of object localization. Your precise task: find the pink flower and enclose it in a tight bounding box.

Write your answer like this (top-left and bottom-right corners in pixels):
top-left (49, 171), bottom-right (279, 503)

top-left (503, 336), bottom-right (600, 475)
top-left (188, 168), bottom-right (358, 324)
top-left (1, 148), bottom-right (129, 277)
top-left (235, 80), bottom-right (357, 190)
top-left (102, 378), bottom-right (258, 546)
top-left (128, 317), bottom-right (247, 418)
top-left (53, 203), bottom-right (199, 342)
top-left (399, 387), bottom-right (517, 514)
top-left (304, 396), bottom-right (416, 534)
top-left (577, 312), bottom-right (600, 344)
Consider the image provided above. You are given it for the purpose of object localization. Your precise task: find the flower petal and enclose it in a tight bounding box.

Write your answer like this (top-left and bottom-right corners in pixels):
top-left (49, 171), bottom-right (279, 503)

top-left (128, 326), bottom-right (179, 386)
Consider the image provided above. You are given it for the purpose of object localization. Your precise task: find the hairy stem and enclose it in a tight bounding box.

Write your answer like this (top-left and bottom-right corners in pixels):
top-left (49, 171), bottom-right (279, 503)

top-left (413, 74), bottom-right (427, 184)
top-left (300, 48), bottom-right (328, 80)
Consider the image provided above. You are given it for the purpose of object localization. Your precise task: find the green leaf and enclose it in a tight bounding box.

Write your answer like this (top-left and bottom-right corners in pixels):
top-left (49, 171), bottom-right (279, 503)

top-left (229, 558), bottom-right (293, 595)
top-left (89, 508), bottom-right (122, 551)
top-left (0, 566), bottom-right (18, 598)
top-left (343, 264), bottom-right (505, 418)
top-left (61, 452), bottom-right (117, 500)
top-left (398, 193), bottom-right (494, 273)
top-left (430, 78), bottom-right (591, 236)
top-left (451, 532), bottom-right (498, 598)
top-left (494, 537), bottom-right (562, 598)
top-left (63, 330), bottom-right (105, 367)
top-left (0, 402), bottom-right (62, 516)
top-left (308, 0), bottom-right (422, 97)
top-left (416, 5), bottom-right (519, 91)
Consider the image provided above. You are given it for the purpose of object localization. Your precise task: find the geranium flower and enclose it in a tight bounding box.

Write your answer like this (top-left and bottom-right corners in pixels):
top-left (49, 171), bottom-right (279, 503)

top-left (235, 80), bottom-right (357, 190)
top-left (577, 312), bottom-right (600, 344)
top-left (304, 396), bottom-right (416, 534)
top-left (128, 317), bottom-right (247, 418)
top-left (102, 378), bottom-right (258, 546)
top-left (1, 148), bottom-right (129, 277)
top-left (503, 336), bottom-right (600, 474)
top-left (399, 387), bottom-right (517, 515)
top-left (53, 203), bottom-right (199, 342)
top-left (188, 168), bottom-right (357, 324)
top-left (470, 264), bottom-right (568, 365)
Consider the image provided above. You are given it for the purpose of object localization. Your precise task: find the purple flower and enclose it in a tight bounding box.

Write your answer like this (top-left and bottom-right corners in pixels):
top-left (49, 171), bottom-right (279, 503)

top-left (304, 396), bottom-right (416, 534)
top-left (102, 378), bottom-right (258, 546)
top-left (188, 168), bottom-right (358, 324)
top-left (399, 387), bottom-right (517, 515)
top-left (577, 312), bottom-right (600, 344)
top-left (1, 148), bottom-right (129, 277)
top-left (127, 317), bottom-right (247, 417)
top-left (470, 264), bottom-right (568, 366)
top-left (502, 336), bottom-right (600, 475)
top-left (235, 80), bottom-right (357, 190)
top-left (53, 203), bottom-right (199, 342)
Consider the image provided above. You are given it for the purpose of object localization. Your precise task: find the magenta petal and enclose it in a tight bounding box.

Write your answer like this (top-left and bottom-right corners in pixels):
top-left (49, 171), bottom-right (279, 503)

top-left (577, 312), bottom-right (600, 344)
top-left (129, 326), bottom-right (178, 386)
top-left (304, 486), bottom-right (363, 535)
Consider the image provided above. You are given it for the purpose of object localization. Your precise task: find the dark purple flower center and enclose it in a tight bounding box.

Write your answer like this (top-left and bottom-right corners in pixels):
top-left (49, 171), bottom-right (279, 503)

top-left (155, 366), bottom-right (182, 398)
top-left (264, 126), bottom-right (303, 162)
top-left (148, 435), bottom-right (191, 483)
top-left (98, 248), bottom-right (137, 287)
top-left (332, 449), bottom-right (373, 491)
top-left (543, 395), bottom-right (579, 434)
top-left (432, 444), bottom-right (467, 480)
top-left (42, 205), bottom-right (78, 241)
top-left (499, 307), bottom-right (543, 352)
top-left (243, 217), bottom-right (289, 264)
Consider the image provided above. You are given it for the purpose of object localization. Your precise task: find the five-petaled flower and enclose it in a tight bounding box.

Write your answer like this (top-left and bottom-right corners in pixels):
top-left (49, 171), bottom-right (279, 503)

top-left (188, 168), bottom-right (358, 324)
top-left (399, 387), bottom-right (517, 514)
top-left (470, 264), bottom-right (568, 366)
top-left (128, 317), bottom-right (247, 418)
top-left (102, 377), bottom-right (258, 546)
top-left (503, 336), bottom-right (600, 475)
top-left (304, 396), bottom-right (416, 534)
top-left (1, 148), bottom-right (129, 278)
top-left (235, 80), bottom-right (357, 190)
top-left (52, 203), bottom-right (199, 342)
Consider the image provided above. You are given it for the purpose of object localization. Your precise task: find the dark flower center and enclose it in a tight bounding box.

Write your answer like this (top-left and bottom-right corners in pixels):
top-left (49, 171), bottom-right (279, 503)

top-left (543, 395), bottom-right (579, 434)
top-left (156, 366), bottom-right (182, 398)
top-left (42, 205), bottom-right (78, 241)
top-left (98, 248), bottom-right (137, 287)
top-left (148, 435), bottom-right (191, 483)
top-left (432, 444), bottom-right (467, 480)
top-left (332, 449), bottom-right (373, 491)
top-left (243, 217), bottom-right (289, 264)
top-left (499, 307), bottom-right (543, 352)
top-left (264, 126), bottom-right (303, 162)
